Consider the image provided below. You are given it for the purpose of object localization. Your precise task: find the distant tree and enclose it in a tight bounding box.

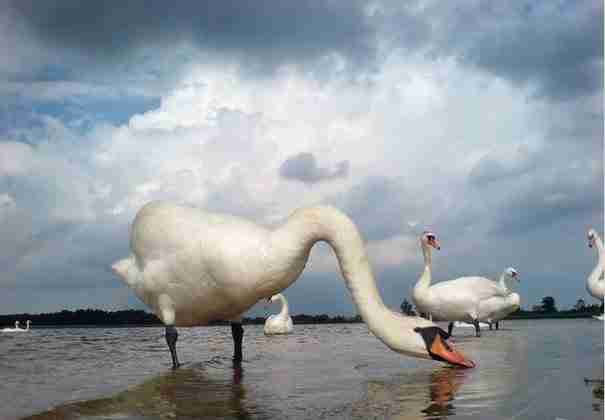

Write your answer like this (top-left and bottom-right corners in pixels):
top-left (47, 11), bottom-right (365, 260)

top-left (574, 298), bottom-right (586, 312)
top-left (541, 296), bottom-right (557, 312)
top-left (400, 299), bottom-right (416, 316)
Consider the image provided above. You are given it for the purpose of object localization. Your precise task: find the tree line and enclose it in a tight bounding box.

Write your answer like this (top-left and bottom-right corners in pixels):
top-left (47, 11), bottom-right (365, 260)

top-left (2, 296), bottom-right (600, 328)
top-left (0, 309), bottom-right (364, 327)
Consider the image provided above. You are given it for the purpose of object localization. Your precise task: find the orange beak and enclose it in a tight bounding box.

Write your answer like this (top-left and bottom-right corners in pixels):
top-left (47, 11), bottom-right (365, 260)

top-left (429, 238), bottom-right (441, 250)
top-left (429, 334), bottom-right (475, 368)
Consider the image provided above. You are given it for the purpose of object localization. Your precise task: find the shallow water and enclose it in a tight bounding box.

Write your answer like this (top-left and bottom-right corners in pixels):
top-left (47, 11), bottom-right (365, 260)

top-left (0, 319), bottom-right (602, 420)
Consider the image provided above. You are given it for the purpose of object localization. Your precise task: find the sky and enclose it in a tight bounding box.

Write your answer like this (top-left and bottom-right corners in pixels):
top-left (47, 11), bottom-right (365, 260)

top-left (0, 1), bottom-right (602, 316)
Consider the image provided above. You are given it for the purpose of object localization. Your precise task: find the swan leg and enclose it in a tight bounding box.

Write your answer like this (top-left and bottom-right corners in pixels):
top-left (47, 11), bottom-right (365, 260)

top-left (495, 321), bottom-right (500, 330)
top-left (231, 322), bottom-right (244, 364)
top-left (473, 319), bottom-right (481, 337)
top-left (489, 322), bottom-right (493, 331)
top-left (165, 325), bottom-right (181, 369)
top-left (447, 322), bottom-right (454, 337)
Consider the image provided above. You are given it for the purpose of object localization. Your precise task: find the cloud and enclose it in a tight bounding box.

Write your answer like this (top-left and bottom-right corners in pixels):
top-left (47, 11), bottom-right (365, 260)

top-left (279, 152), bottom-right (349, 184)
top-left (0, 3), bottom-right (601, 314)
top-left (6, 0), bottom-right (374, 76)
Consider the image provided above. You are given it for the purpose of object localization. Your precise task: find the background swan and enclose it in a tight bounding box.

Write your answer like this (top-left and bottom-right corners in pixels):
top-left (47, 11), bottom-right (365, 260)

top-left (264, 293), bottom-right (294, 335)
top-left (586, 229), bottom-right (604, 320)
top-left (412, 232), bottom-right (511, 337)
top-left (477, 268), bottom-right (520, 330)
top-left (112, 201), bottom-right (474, 369)
top-left (1, 320), bottom-right (30, 332)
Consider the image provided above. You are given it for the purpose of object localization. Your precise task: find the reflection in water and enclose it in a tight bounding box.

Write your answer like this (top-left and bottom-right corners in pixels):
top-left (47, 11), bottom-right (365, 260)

top-left (422, 368), bottom-right (467, 418)
top-left (350, 367), bottom-right (470, 419)
top-left (23, 362), bottom-right (255, 420)
top-left (584, 378), bottom-right (604, 413)
top-left (4, 322), bottom-right (603, 420)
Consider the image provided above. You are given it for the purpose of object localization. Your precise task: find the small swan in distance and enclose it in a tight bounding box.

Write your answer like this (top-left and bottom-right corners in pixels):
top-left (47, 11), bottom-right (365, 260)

top-left (1, 320), bottom-right (30, 332)
top-left (477, 268), bottom-right (520, 330)
top-left (586, 229), bottom-right (604, 320)
top-left (264, 293), bottom-right (294, 335)
top-left (112, 201), bottom-right (475, 369)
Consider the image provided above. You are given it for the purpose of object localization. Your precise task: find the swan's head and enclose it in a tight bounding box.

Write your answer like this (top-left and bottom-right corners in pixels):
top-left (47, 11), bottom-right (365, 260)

top-left (413, 326), bottom-right (475, 369)
top-left (264, 294), bottom-right (280, 308)
top-left (421, 231), bottom-right (440, 250)
top-left (587, 229), bottom-right (598, 248)
top-left (504, 267), bottom-right (519, 282)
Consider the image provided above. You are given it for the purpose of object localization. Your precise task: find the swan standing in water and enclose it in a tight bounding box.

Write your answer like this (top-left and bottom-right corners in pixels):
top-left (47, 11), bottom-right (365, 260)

top-left (412, 232), bottom-right (511, 337)
top-left (264, 293), bottom-right (294, 335)
top-left (1, 320), bottom-right (30, 332)
top-left (112, 201), bottom-right (474, 369)
top-left (586, 229), bottom-right (604, 320)
top-left (477, 268), bottom-right (520, 330)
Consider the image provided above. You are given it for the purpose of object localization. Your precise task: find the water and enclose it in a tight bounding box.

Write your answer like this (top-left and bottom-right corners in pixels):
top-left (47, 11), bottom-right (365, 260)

top-left (0, 319), bottom-right (602, 420)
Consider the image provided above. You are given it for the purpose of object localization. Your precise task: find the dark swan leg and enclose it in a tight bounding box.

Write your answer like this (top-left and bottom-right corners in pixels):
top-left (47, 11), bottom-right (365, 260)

top-left (231, 322), bottom-right (244, 364)
top-left (495, 321), bottom-right (500, 330)
top-left (447, 322), bottom-right (454, 337)
top-left (489, 322), bottom-right (493, 331)
top-left (165, 325), bottom-right (181, 369)
top-left (473, 319), bottom-right (481, 337)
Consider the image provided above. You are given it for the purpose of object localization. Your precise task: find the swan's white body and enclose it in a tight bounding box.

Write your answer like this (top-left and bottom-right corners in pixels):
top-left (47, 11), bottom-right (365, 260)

top-left (477, 293), bottom-right (520, 324)
top-left (476, 269), bottom-right (521, 324)
top-left (1, 320), bottom-right (29, 332)
top-left (412, 235), bottom-right (509, 324)
top-left (112, 201), bottom-right (473, 366)
top-left (586, 229), bottom-right (604, 304)
top-left (264, 293), bottom-right (294, 335)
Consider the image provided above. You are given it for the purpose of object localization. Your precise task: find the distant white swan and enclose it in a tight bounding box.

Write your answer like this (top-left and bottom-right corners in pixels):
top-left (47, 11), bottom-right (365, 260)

top-left (412, 232), bottom-right (511, 337)
top-left (264, 293), bottom-right (294, 335)
top-left (1, 320), bottom-right (30, 332)
top-left (112, 201), bottom-right (474, 369)
top-left (586, 229), bottom-right (604, 320)
top-left (477, 268), bottom-right (520, 330)
top-left (453, 321), bottom-right (491, 329)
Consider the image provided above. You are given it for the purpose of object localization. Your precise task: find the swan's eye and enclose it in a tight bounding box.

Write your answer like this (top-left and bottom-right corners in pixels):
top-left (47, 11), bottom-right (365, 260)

top-left (426, 235), bottom-right (435, 240)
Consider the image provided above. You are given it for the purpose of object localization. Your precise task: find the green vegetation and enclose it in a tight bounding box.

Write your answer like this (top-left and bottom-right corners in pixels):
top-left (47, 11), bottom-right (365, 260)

top-left (1, 295), bottom-right (601, 327)
top-left (0, 309), bottom-right (363, 327)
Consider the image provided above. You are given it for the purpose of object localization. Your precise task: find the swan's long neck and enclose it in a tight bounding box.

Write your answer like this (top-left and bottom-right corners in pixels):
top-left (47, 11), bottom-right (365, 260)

top-left (415, 242), bottom-right (432, 292)
top-left (277, 294), bottom-right (289, 318)
top-left (588, 234), bottom-right (605, 288)
top-left (498, 274), bottom-right (512, 295)
top-left (270, 206), bottom-right (389, 336)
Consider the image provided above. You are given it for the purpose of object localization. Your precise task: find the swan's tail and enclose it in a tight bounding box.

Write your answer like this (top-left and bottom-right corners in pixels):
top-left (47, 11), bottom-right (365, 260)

top-left (111, 256), bottom-right (141, 288)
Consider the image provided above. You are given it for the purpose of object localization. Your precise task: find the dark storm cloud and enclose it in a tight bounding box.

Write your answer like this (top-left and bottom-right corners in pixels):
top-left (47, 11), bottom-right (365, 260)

top-left (279, 152), bottom-right (349, 184)
top-left (422, 1), bottom-right (603, 101)
top-left (5, 1), bottom-right (601, 102)
top-left (7, 0), bottom-right (374, 73)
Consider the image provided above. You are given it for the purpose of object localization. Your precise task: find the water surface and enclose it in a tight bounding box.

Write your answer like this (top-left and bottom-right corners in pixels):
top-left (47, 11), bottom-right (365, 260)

top-left (1, 319), bottom-right (602, 419)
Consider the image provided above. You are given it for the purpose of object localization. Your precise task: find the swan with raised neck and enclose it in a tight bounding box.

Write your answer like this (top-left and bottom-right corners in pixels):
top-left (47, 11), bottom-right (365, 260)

top-left (264, 293), bottom-right (294, 335)
top-left (412, 231), bottom-right (513, 337)
top-left (112, 201), bottom-right (474, 368)
top-left (477, 268), bottom-right (521, 327)
top-left (587, 229), bottom-right (604, 306)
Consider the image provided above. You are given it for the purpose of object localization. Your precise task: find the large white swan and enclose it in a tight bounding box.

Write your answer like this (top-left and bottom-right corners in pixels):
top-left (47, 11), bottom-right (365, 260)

top-left (412, 231), bottom-right (511, 337)
top-left (264, 293), bottom-right (294, 335)
top-left (586, 228), bottom-right (604, 319)
top-left (1, 320), bottom-right (30, 332)
top-left (477, 268), bottom-right (520, 330)
top-left (112, 201), bottom-right (474, 369)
